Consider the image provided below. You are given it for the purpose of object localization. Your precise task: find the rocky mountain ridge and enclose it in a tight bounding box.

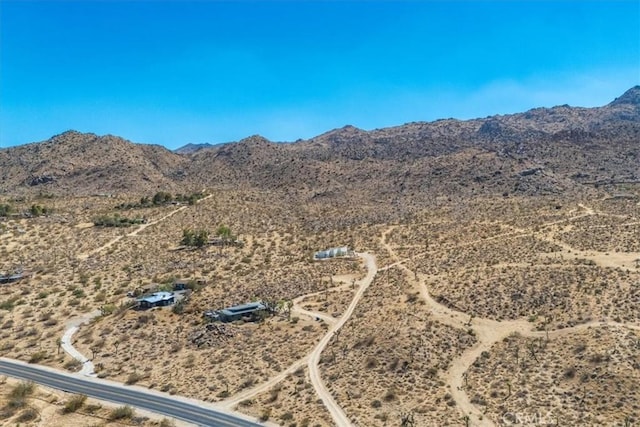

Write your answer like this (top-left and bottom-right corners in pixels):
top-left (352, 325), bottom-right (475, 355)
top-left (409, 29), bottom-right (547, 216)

top-left (0, 131), bottom-right (188, 194)
top-left (1, 86), bottom-right (638, 203)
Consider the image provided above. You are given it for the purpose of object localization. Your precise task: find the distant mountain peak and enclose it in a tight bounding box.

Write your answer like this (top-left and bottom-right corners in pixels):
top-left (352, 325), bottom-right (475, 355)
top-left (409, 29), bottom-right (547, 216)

top-left (609, 85), bottom-right (640, 106)
top-left (50, 130), bottom-right (94, 142)
top-left (238, 135), bottom-right (272, 145)
top-left (334, 124), bottom-right (364, 134)
top-left (56, 129), bottom-right (84, 137)
top-left (313, 124), bottom-right (366, 142)
top-left (174, 142), bottom-right (214, 154)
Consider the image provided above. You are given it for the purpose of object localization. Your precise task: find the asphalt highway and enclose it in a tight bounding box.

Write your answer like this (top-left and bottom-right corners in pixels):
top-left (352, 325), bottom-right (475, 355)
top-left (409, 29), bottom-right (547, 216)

top-left (0, 358), bottom-right (263, 427)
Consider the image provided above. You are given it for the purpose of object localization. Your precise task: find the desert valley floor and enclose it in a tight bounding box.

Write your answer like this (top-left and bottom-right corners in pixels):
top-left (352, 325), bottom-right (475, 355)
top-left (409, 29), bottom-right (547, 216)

top-left (1, 187), bottom-right (639, 427)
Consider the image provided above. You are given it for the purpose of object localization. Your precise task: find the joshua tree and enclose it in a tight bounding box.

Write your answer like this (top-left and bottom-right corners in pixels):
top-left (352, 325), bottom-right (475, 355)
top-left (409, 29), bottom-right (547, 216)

top-left (216, 225), bottom-right (233, 252)
top-left (286, 300), bottom-right (293, 320)
top-left (528, 340), bottom-right (539, 363)
top-left (321, 277), bottom-right (329, 300)
top-left (400, 412), bottom-right (415, 427)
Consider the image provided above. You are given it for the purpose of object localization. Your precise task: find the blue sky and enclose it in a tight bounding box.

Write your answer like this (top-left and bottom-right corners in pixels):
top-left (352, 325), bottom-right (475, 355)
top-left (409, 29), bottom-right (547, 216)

top-left (1, 1), bottom-right (638, 149)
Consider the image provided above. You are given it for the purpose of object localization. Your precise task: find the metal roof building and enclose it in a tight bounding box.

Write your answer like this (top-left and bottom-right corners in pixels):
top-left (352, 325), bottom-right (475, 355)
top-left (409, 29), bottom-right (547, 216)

top-left (205, 301), bottom-right (267, 323)
top-left (137, 291), bottom-right (175, 309)
top-left (314, 246), bottom-right (350, 260)
top-left (0, 272), bottom-right (26, 284)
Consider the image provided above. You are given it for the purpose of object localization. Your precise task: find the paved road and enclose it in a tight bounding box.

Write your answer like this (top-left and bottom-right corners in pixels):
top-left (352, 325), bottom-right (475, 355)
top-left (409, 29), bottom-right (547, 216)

top-left (0, 358), bottom-right (263, 427)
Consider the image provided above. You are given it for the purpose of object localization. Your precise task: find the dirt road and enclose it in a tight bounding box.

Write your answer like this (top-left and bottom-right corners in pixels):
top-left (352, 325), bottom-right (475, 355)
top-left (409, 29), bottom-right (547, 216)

top-left (307, 253), bottom-right (377, 427)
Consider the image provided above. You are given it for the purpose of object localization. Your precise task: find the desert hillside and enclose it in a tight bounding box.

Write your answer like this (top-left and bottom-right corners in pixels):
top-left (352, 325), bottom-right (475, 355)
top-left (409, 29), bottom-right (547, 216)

top-left (0, 131), bottom-right (189, 195)
top-left (2, 87), bottom-right (638, 202)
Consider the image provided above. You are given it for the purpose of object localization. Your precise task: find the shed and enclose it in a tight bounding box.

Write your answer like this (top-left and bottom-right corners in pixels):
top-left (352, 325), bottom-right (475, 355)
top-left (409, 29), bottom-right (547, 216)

top-left (173, 281), bottom-right (188, 291)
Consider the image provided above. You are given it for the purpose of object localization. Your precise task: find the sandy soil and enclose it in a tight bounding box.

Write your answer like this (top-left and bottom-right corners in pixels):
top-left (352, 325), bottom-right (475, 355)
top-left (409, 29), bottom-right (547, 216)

top-left (1, 191), bottom-right (639, 427)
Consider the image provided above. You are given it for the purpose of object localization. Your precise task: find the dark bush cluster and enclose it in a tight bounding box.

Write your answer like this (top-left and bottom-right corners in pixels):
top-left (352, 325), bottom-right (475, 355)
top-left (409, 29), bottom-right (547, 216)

top-left (93, 214), bottom-right (145, 227)
top-left (181, 228), bottom-right (209, 247)
top-left (117, 191), bottom-right (206, 209)
top-left (0, 204), bottom-right (12, 217)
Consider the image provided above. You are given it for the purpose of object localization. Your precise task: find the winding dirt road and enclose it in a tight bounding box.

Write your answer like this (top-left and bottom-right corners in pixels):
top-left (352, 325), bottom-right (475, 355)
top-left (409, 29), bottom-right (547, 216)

top-left (379, 202), bottom-right (639, 427)
top-left (60, 309), bottom-right (102, 377)
top-left (227, 201), bottom-right (639, 427)
top-left (307, 253), bottom-right (377, 427)
top-left (219, 253), bottom-right (378, 426)
top-left (77, 205), bottom-right (188, 260)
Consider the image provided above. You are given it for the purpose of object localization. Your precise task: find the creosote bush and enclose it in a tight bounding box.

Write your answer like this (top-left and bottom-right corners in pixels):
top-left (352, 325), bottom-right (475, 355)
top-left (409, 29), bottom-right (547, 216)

top-left (109, 405), bottom-right (134, 420)
top-left (62, 394), bottom-right (87, 413)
